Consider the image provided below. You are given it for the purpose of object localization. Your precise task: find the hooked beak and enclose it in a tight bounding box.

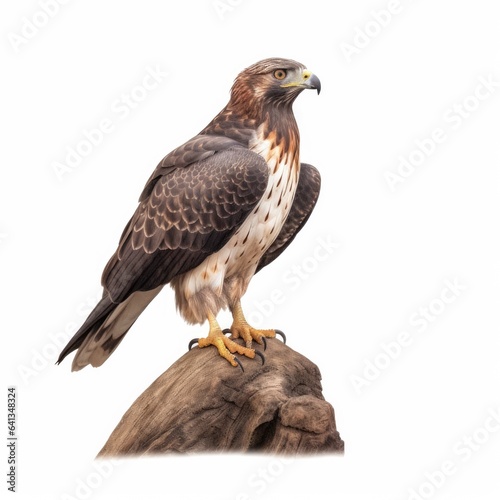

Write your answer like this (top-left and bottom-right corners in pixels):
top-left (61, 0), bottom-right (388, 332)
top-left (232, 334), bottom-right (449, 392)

top-left (303, 71), bottom-right (321, 94)
top-left (281, 69), bottom-right (321, 94)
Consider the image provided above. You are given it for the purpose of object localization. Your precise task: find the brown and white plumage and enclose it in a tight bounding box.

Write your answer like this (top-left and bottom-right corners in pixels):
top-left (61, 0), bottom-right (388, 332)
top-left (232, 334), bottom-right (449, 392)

top-left (57, 58), bottom-right (321, 371)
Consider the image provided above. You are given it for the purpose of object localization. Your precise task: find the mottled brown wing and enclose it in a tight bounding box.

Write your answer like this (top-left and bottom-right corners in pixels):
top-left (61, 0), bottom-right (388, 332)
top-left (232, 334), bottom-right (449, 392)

top-left (139, 135), bottom-right (242, 202)
top-left (103, 146), bottom-right (269, 303)
top-left (256, 163), bottom-right (321, 273)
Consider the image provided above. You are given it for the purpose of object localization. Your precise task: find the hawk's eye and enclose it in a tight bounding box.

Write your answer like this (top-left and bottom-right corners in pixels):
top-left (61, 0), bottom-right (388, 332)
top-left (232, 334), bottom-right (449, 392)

top-left (273, 69), bottom-right (287, 80)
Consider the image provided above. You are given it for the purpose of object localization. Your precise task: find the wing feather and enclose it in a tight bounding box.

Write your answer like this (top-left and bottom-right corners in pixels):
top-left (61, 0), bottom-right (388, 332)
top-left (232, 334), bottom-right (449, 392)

top-left (103, 146), bottom-right (269, 303)
top-left (139, 135), bottom-right (243, 201)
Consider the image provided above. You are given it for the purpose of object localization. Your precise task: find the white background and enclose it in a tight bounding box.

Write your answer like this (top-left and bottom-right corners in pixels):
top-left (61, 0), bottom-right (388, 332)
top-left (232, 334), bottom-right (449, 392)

top-left (1, 0), bottom-right (499, 499)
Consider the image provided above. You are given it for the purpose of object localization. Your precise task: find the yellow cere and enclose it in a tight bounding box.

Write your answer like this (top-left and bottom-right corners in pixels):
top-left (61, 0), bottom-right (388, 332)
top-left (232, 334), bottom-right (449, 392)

top-left (280, 69), bottom-right (312, 88)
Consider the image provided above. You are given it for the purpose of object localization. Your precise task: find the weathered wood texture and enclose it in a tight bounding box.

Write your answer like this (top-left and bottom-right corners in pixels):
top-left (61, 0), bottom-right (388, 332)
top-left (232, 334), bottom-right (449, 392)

top-left (98, 338), bottom-right (344, 456)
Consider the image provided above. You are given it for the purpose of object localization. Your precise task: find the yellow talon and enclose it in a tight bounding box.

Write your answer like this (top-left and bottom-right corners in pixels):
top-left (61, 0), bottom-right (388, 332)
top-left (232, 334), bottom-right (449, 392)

top-left (228, 301), bottom-right (277, 348)
top-left (196, 312), bottom-right (256, 367)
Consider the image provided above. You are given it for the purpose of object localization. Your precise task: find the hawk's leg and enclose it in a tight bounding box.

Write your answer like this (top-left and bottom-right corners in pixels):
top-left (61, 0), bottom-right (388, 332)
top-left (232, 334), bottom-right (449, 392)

top-left (196, 311), bottom-right (258, 367)
top-left (227, 301), bottom-right (279, 348)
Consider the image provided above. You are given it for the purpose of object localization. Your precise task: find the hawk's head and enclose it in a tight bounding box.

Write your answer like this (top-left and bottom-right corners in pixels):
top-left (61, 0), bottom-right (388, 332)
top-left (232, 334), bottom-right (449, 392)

top-left (229, 58), bottom-right (321, 117)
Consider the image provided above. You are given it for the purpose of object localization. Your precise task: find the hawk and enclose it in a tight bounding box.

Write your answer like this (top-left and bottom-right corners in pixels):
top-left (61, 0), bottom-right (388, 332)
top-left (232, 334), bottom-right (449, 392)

top-left (57, 58), bottom-right (321, 370)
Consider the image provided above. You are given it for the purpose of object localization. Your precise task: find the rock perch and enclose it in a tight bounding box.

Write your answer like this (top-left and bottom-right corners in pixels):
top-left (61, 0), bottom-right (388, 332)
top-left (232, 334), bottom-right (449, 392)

top-left (98, 338), bottom-right (344, 456)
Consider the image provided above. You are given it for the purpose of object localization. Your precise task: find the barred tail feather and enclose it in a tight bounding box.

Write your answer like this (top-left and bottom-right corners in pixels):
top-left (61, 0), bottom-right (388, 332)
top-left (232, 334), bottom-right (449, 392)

top-left (57, 287), bottom-right (162, 371)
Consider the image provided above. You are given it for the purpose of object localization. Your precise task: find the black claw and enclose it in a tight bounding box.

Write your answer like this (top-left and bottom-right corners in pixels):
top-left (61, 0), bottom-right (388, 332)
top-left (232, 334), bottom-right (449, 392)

top-left (275, 329), bottom-right (286, 344)
top-left (261, 337), bottom-right (267, 351)
top-left (188, 338), bottom-right (199, 350)
top-left (234, 356), bottom-right (244, 372)
top-left (222, 328), bottom-right (232, 336)
top-left (254, 350), bottom-right (265, 365)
